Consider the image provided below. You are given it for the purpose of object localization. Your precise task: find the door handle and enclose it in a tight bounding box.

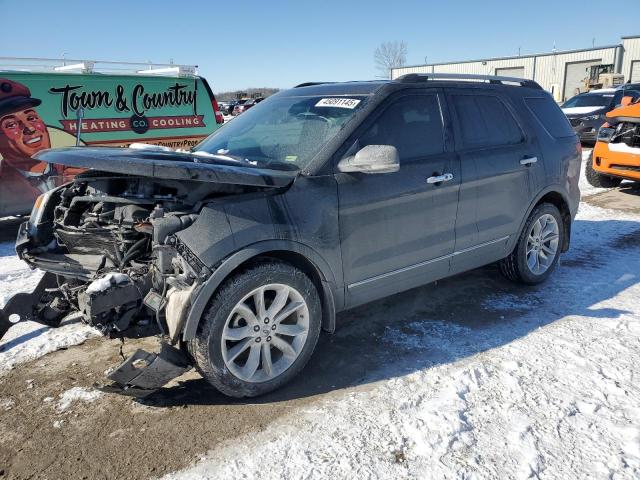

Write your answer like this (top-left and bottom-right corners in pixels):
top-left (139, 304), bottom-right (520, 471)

top-left (520, 156), bottom-right (538, 166)
top-left (427, 173), bottom-right (454, 184)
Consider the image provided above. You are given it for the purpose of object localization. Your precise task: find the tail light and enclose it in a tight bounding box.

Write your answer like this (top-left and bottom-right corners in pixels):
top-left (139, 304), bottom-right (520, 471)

top-left (211, 97), bottom-right (224, 124)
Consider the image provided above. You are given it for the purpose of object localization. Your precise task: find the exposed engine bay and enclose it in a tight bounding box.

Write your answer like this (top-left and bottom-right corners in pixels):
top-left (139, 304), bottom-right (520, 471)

top-left (612, 121), bottom-right (640, 149)
top-left (4, 170), bottom-right (254, 395)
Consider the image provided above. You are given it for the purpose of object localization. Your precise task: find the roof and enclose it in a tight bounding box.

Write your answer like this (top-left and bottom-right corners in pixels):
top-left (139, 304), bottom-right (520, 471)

top-left (281, 74), bottom-right (543, 97)
top-left (0, 57), bottom-right (198, 77)
top-left (395, 44), bottom-right (621, 71)
top-left (581, 88), bottom-right (617, 94)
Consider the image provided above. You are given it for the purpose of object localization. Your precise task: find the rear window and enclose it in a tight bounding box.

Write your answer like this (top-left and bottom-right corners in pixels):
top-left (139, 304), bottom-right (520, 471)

top-left (525, 96), bottom-right (575, 138)
top-left (451, 94), bottom-right (524, 148)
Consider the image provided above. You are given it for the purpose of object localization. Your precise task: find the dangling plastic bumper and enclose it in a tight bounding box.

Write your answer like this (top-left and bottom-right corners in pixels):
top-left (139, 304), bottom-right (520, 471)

top-left (0, 272), bottom-right (59, 340)
top-left (99, 342), bottom-right (191, 397)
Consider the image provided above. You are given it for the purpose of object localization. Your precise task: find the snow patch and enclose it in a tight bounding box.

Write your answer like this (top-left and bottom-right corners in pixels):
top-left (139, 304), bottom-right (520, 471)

top-left (0, 319), bottom-right (99, 376)
top-left (56, 387), bottom-right (103, 413)
top-left (85, 272), bottom-right (129, 294)
top-left (128, 142), bottom-right (173, 152)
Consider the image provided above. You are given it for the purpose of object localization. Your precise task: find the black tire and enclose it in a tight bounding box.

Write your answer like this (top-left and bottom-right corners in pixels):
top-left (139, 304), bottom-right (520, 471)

top-left (189, 262), bottom-right (321, 398)
top-left (585, 152), bottom-right (622, 188)
top-left (500, 203), bottom-right (564, 285)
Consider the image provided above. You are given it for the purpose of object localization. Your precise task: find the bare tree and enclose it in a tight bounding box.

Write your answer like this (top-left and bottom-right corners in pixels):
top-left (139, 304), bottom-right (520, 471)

top-left (374, 41), bottom-right (408, 79)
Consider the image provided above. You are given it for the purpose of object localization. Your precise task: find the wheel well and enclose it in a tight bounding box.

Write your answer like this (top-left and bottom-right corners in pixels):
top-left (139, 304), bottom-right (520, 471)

top-left (536, 191), bottom-right (571, 252)
top-left (225, 250), bottom-right (336, 332)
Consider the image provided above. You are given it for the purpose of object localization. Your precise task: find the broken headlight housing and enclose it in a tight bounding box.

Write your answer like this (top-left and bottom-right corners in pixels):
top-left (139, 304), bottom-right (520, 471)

top-left (597, 122), bottom-right (616, 143)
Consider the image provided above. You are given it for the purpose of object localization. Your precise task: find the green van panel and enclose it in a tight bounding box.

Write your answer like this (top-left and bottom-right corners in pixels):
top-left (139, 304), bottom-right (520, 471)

top-left (0, 72), bottom-right (221, 216)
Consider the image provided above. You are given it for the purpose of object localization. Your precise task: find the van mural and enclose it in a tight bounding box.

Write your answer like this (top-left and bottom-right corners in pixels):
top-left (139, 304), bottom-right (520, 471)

top-left (0, 72), bottom-right (221, 216)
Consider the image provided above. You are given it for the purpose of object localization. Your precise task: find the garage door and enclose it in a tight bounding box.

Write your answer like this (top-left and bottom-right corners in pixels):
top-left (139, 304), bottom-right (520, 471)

top-left (563, 59), bottom-right (602, 101)
top-left (495, 67), bottom-right (525, 78)
top-left (631, 61), bottom-right (640, 82)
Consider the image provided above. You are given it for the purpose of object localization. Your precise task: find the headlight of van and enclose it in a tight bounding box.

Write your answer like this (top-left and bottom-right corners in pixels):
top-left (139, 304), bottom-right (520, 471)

top-left (582, 114), bottom-right (603, 121)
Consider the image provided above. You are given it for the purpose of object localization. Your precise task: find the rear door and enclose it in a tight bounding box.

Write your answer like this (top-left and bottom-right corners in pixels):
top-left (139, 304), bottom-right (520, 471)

top-left (336, 89), bottom-right (460, 306)
top-left (447, 88), bottom-right (539, 273)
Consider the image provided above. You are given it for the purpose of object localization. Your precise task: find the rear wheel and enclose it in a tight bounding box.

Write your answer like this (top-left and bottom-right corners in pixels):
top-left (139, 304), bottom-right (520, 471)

top-left (189, 262), bottom-right (321, 398)
top-left (500, 203), bottom-right (564, 285)
top-left (586, 153), bottom-right (622, 188)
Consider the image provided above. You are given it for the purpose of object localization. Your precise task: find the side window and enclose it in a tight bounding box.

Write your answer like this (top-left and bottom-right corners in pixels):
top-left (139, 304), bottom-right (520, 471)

top-left (359, 94), bottom-right (444, 161)
top-left (524, 96), bottom-right (575, 138)
top-left (452, 94), bottom-right (524, 148)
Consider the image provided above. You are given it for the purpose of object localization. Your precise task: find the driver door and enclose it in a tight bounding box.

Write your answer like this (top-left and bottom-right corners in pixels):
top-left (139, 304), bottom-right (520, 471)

top-left (336, 90), bottom-right (460, 307)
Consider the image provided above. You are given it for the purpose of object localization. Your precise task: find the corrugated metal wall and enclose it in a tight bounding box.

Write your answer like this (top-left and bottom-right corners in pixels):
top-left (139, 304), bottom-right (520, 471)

top-left (622, 37), bottom-right (640, 81)
top-left (392, 38), bottom-right (640, 101)
top-left (534, 48), bottom-right (615, 100)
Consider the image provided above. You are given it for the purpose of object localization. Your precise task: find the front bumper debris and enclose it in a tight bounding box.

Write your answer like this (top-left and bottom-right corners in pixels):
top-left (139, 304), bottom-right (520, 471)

top-left (0, 272), bottom-right (58, 340)
top-left (99, 342), bottom-right (191, 397)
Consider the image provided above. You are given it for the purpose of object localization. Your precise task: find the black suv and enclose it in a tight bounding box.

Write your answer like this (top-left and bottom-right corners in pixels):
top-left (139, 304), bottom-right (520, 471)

top-left (562, 86), bottom-right (640, 144)
top-left (1, 74), bottom-right (581, 398)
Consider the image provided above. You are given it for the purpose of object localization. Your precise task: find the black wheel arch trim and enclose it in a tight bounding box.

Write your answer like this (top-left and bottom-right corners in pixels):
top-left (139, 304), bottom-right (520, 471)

top-left (509, 185), bottom-right (575, 255)
top-left (182, 240), bottom-right (341, 341)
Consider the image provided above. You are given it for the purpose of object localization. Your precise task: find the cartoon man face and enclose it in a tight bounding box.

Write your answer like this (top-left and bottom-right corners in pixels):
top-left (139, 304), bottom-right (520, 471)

top-left (0, 108), bottom-right (51, 158)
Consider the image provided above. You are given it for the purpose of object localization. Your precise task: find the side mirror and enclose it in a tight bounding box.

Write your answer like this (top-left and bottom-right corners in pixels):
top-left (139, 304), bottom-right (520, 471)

top-left (621, 95), bottom-right (634, 107)
top-left (337, 145), bottom-right (400, 174)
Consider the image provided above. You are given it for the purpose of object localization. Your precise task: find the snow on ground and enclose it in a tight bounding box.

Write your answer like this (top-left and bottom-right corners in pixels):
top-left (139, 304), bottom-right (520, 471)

top-left (0, 241), bottom-right (42, 307)
top-left (1, 152), bottom-right (639, 478)
top-left (0, 240), bottom-right (99, 375)
top-left (0, 318), bottom-right (99, 376)
top-left (55, 386), bottom-right (103, 413)
top-left (165, 157), bottom-right (640, 479)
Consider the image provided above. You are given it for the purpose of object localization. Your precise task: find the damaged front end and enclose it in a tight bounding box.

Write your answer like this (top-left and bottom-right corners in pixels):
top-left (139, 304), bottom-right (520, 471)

top-left (1, 148), bottom-right (295, 396)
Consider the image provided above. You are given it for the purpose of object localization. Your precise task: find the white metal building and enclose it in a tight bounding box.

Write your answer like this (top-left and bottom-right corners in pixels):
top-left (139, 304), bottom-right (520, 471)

top-left (391, 35), bottom-right (640, 102)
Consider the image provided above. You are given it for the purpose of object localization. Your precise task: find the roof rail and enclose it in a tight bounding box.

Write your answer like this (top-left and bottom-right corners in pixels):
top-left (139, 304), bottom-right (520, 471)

top-left (396, 73), bottom-right (542, 89)
top-left (0, 57), bottom-right (198, 77)
top-left (294, 82), bottom-right (333, 88)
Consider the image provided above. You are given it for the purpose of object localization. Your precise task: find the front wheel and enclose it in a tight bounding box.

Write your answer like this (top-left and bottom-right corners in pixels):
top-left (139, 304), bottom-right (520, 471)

top-left (500, 203), bottom-right (564, 285)
top-left (189, 262), bottom-right (321, 398)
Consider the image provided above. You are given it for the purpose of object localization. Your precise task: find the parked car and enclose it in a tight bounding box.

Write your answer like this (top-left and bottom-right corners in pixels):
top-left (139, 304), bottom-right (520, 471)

top-left (232, 98), bottom-right (250, 115)
top-left (586, 97), bottom-right (640, 187)
top-left (0, 68), bottom-right (224, 217)
top-left (225, 100), bottom-right (238, 115)
top-left (217, 101), bottom-right (230, 115)
top-left (0, 74), bottom-right (581, 398)
top-left (232, 97), bottom-right (264, 115)
top-left (561, 86), bottom-right (640, 144)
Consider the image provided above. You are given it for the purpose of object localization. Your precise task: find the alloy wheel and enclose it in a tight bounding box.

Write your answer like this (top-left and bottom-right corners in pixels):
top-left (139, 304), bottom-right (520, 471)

top-left (526, 213), bottom-right (560, 275)
top-left (221, 284), bottom-right (310, 383)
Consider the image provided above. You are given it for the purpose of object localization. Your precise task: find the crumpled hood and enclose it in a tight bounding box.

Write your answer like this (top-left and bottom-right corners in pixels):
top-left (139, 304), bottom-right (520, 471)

top-left (561, 106), bottom-right (606, 117)
top-left (606, 102), bottom-right (640, 121)
top-left (33, 147), bottom-right (298, 188)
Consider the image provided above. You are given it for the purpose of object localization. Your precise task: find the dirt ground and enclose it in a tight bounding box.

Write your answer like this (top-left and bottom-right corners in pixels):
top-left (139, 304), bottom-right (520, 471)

top-left (0, 186), bottom-right (638, 480)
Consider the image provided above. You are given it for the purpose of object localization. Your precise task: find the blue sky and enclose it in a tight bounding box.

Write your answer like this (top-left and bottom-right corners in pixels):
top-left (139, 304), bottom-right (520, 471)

top-left (1, 0), bottom-right (638, 92)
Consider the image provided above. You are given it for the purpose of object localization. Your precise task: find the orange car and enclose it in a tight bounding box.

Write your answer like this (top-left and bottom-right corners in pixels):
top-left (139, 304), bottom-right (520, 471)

top-left (587, 98), bottom-right (640, 187)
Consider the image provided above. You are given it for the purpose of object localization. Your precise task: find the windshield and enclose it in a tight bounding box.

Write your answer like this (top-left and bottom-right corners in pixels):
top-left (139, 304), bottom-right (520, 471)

top-left (562, 93), bottom-right (613, 109)
top-left (195, 94), bottom-right (367, 169)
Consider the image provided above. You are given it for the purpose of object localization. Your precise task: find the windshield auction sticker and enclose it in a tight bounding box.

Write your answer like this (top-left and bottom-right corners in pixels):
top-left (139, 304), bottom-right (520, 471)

top-left (315, 98), bottom-right (361, 109)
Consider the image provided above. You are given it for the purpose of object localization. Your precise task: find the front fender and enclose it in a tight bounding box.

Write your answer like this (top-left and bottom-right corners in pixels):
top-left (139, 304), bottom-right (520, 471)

top-left (181, 240), bottom-right (341, 341)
